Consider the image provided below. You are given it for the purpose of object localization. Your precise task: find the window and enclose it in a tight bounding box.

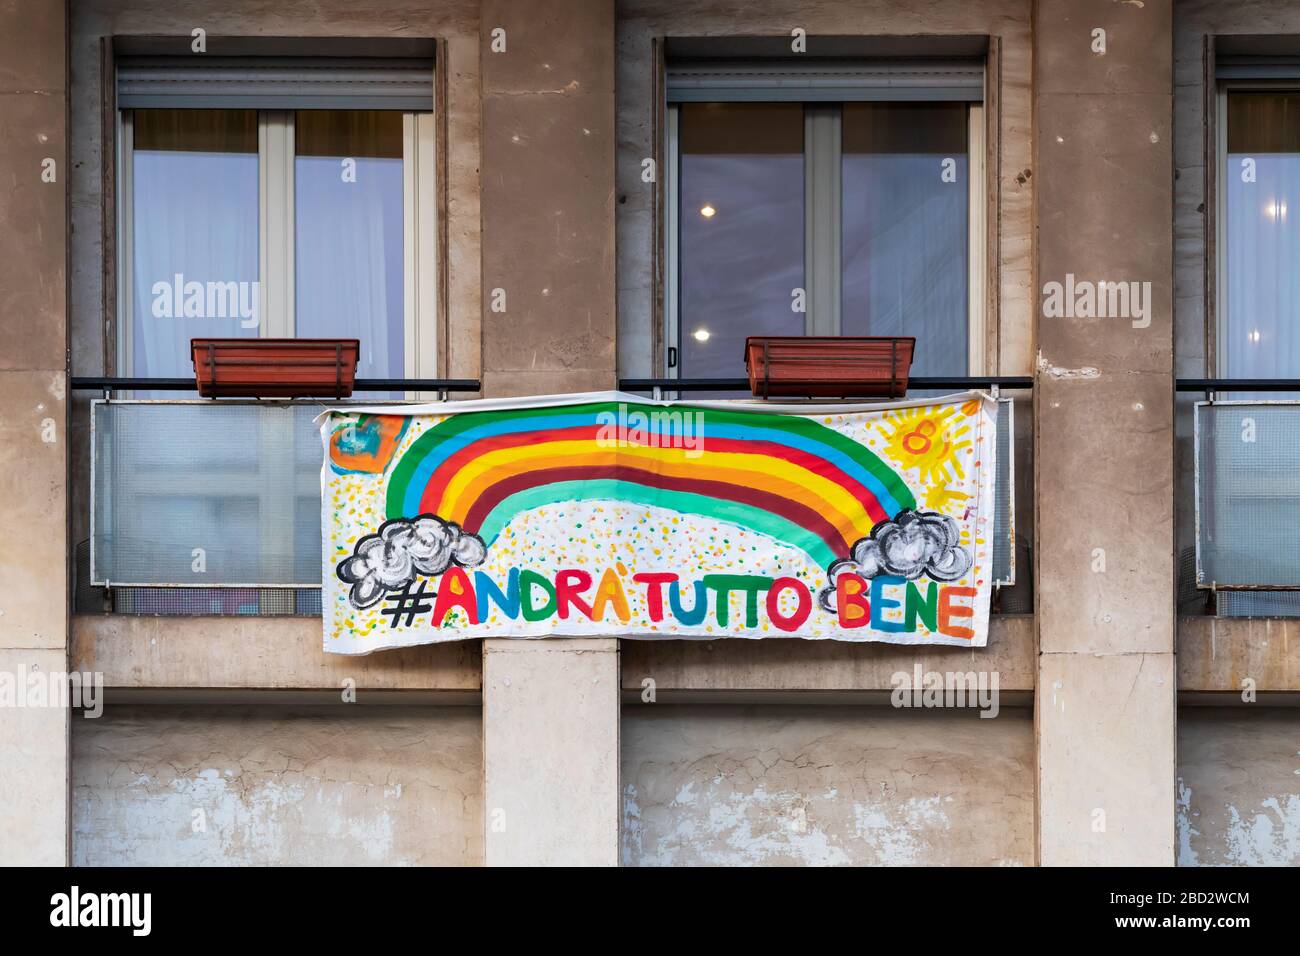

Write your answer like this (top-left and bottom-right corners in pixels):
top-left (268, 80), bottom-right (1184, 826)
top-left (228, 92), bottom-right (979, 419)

top-left (98, 49), bottom-right (436, 612)
top-left (674, 102), bottom-right (805, 378)
top-left (115, 55), bottom-right (437, 389)
top-left (665, 58), bottom-right (986, 382)
top-left (1206, 63), bottom-right (1300, 613)
top-left (1218, 88), bottom-right (1300, 382)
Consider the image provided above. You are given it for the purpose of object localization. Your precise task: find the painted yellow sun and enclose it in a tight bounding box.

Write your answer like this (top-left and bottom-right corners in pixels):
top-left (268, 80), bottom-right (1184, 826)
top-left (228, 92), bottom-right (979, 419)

top-left (924, 482), bottom-right (970, 514)
top-left (878, 404), bottom-right (972, 486)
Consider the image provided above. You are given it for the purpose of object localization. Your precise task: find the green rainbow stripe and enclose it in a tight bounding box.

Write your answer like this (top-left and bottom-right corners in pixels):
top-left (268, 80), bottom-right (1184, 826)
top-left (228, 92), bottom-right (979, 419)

top-left (478, 479), bottom-right (840, 570)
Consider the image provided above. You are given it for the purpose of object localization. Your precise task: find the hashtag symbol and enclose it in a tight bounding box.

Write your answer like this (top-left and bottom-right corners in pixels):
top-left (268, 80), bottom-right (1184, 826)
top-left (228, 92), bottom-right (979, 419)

top-left (380, 580), bottom-right (434, 628)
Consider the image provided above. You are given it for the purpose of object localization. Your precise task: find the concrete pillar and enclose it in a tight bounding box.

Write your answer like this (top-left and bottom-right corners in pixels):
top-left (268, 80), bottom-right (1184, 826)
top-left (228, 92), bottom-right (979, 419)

top-left (483, 640), bottom-right (620, 865)
top-left (478, 0), bottom-right (617, 397)
top-left (0, 0), bottom-right (70, 865)
top-left (478, 0), bottom-right (620, 865)
top-left (1033, 0), bottom-right (1177, 864)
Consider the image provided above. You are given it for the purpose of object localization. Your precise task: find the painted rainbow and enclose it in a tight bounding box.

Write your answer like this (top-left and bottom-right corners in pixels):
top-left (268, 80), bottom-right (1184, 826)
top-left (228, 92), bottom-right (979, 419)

top-left (357, 402), bottom-right (916, 571)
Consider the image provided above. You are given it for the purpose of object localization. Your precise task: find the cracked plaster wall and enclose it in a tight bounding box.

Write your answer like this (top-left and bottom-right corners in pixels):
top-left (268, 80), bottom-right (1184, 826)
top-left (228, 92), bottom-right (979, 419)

top-left (621, 705), bottom-right (1034, 866)
top-left (72, 706), bottom-right (483, 866)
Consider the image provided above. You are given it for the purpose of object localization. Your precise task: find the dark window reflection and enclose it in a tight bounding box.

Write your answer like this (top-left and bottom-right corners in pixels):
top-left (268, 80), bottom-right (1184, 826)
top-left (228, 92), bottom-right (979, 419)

top-left (678, 103), bottom-right (805, 379)
top-left (841, 102), bottom-right (968, 377)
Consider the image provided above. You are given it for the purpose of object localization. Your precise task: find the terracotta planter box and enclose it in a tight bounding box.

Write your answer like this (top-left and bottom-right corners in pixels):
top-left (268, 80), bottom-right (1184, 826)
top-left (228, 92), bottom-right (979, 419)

top-left (191, 338), bottom-right (360, 398)
top-left (744, 336), bottom-right (915, 398)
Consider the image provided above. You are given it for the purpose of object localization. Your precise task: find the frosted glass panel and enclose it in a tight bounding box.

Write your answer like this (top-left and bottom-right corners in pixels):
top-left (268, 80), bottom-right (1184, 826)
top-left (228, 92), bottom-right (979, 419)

top-left (92, 402), bottom-right (323, 586)
top-left (1196, 402), bottom-right (1300, 587)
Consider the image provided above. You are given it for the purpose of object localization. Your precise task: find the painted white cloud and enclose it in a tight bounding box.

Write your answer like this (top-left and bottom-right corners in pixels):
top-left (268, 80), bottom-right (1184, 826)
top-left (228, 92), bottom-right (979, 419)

top-left (818, 509), bottom-right (972, 612)
top-left (337, 515), bottom-right (486, 609)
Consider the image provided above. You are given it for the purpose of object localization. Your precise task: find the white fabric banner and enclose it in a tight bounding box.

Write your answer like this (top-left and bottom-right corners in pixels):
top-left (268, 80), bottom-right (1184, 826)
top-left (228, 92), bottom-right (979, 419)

top-left (320, 391), bottom-right (996, 655)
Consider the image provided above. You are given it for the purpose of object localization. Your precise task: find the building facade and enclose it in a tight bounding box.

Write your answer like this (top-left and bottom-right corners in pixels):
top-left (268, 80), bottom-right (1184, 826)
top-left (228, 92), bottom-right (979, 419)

top-left (0, 0), bottom-right (1296, 866)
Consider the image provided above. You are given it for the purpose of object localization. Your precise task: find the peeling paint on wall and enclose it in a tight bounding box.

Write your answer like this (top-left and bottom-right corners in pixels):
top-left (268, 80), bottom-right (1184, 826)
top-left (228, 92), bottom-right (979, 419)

top-left (1221, 796), bottom-right (1300, 866)
top-left (621, 705), bottom-right (1033, 866)
top-left (1035, 351), bottom-right (1100, 380)
top-left (73, 706), bottom-right (483, 866)
top-left (1178, 709), bottom-right (1300, 867)
top-left (1176, 778), bottom-right (1200, 867)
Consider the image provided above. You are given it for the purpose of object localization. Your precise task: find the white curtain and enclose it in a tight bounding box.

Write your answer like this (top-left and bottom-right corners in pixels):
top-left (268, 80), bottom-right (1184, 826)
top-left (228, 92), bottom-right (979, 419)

top-left (841, 151), bottom-right (968, 377)
top-left (1226, 151), bottom-right (1300, 380)
top-left (131, 115), bottom-right (260, 386)
top-left (294, 154), bottom-right (404, 377)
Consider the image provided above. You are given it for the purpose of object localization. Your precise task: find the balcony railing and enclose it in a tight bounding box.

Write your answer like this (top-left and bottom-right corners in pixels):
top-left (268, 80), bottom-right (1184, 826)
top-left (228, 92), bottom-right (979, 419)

top-left (82, 376), bottom-right (1021, 609)
top-left (617, 375), bottom-right (1034, 394)
top-left (1179, 379), bottom-right (1300, 615)
top-left (72, 376), bottom-right (482, 396)
top-left (80, 378), bottom-right (481, 608)
top-left (1194, 397), bottom-right (1300, 592)
top-left (91, 399), bottom-right (327, 588)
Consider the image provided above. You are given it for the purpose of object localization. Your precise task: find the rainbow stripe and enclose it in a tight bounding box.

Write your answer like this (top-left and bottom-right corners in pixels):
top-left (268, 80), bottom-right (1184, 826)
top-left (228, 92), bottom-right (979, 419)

top-left (382, 402), bottom-right (915, 569)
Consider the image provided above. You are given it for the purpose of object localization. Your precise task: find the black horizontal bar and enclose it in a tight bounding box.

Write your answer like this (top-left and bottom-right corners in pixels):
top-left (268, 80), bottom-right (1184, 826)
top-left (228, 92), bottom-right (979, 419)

top-left (1177, 379), bottom-right (1300, 392)
top-left (906, 376), bottom-right (1034, 390)
top-left (351, 379), bottom-right (481, 392)
top-left (619, 378), bottom-right (749, 391)
top-left (70, 377), bottom-right (481, 393)
top-left (76, 374), bottom-right (1035, 395)
top-left (619, 376), bottom-right (1034, 393)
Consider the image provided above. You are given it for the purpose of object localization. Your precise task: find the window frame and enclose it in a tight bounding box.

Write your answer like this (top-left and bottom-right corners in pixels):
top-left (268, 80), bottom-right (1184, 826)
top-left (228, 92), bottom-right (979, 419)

top-left (115, 106), bottom-right (439, 392)
top-left (1215, 82), bottom-right (1229, 380)
top-left (663, 98), bottom-right (987, 379)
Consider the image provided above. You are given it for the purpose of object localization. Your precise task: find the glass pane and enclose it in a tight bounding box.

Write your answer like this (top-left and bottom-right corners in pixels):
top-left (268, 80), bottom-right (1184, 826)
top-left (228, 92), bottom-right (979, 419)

top-left (1225, 92), bottom-right (1300, 389)
top-left (295, 110), bottom-right (405, 386)
top-left (841, 102), bottom-right (969, 377)
top-left (678, 102), bottom-right (805, 380)
top-left (92, 403), bottom-right (324, 587)
top-left (130, 109), bottom-right (259, 386)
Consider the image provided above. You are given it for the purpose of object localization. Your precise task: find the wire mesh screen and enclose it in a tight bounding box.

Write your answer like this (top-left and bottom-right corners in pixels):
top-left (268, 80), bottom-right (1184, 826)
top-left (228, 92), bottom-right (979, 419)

top-left (1217, 590), bottom-right (1300, 617)
top-left (1177, 545), bottom-right (1205, 614)
top-left (92, 401), bottom-right (323, 587)
top-left (75, 538), bottom-right (321, 615)
top-left (1196, 401), bottom-right (1300, 588)
top-left (992, 397), bottom-right (1015, 586)
top-left (110, 587), bottom-right (323, 615)
top-left (73, 539), bottom-right (106, 613)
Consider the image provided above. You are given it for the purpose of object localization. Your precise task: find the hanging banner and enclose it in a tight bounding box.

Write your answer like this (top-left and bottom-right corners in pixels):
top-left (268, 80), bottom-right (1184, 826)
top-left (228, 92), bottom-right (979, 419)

top-left (320, 391), bottom-right (996, 655)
